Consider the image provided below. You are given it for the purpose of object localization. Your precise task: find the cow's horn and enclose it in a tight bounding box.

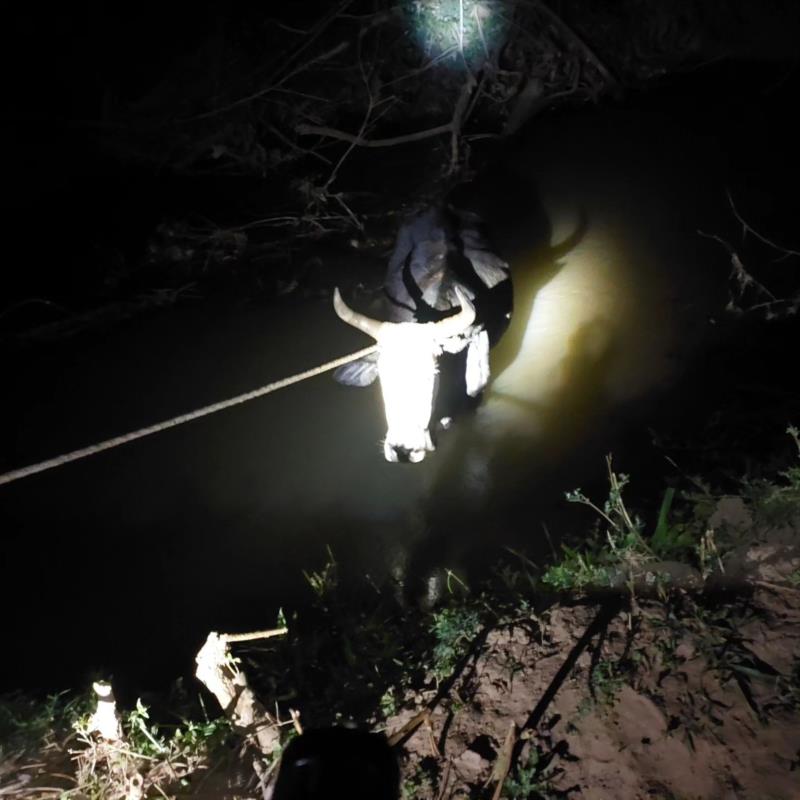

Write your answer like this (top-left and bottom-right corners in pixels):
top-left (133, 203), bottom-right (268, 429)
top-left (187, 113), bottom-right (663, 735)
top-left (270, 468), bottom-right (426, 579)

top-left (433, 287), bottom-right (476, 339)
top-left (333, 288), bottom-right (385, 341)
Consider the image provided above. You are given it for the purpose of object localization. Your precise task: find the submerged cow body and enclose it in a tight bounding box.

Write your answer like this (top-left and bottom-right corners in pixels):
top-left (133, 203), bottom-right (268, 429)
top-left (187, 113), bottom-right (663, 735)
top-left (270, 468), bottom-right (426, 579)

top-left (334, 204), bottom-right (512, 462)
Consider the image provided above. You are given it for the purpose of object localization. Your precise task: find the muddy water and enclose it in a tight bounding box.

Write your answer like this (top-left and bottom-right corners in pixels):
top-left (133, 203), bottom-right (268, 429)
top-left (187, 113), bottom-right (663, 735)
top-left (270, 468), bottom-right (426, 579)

top-left (1, 105), bottom-right (732, 691)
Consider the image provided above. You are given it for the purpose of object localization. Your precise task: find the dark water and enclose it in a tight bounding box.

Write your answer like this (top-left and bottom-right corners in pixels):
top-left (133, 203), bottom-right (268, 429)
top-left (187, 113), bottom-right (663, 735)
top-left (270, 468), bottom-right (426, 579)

top-left (2, 64), bottom-right (798, 694)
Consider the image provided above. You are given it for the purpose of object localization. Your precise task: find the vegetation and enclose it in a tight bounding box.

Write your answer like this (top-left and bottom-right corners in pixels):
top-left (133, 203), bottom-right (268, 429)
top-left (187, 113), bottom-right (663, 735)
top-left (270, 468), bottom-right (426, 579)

top-left (504, 747), bottom-right (560, 800)
top-left (2, 429), bottom-right (798, 796)
top-left (542, 427), bottom-right (800, 596)
top-left (0, 689), bottom-right (232, 799)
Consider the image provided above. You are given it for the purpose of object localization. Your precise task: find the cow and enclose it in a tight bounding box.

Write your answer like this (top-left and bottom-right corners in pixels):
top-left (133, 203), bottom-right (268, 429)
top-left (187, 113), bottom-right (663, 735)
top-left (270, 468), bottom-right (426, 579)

top-left (333, 203), bottom-right (512, 462)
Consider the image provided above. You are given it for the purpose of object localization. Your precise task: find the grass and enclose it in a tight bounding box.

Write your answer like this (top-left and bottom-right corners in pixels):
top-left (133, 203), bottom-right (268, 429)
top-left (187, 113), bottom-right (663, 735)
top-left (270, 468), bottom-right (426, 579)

top-left (66, 698), bottom-right (232, 800)
top-left (741, 425), bottom-right (800, 526)
top-left (542, 455), bottom-right (702, 593)
top-left (0, 688), bottom-right (232, 800)
top-left (0, 690), bottom-right (90, 760)
top-left (543, 427), bottom-right (800, 595)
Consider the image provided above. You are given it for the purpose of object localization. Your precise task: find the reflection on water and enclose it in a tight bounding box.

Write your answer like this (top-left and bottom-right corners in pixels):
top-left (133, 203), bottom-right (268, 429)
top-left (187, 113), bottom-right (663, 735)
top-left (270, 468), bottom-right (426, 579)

top-left (0, 105), bottom-right (727, 690)
top-left (402, 105), bottom-right (725, 599)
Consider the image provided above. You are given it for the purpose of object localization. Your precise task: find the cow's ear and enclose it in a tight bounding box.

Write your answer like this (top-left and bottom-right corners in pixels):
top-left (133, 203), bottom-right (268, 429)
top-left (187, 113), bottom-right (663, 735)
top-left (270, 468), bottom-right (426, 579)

top-left (334, 357), bottom-right (379, 387)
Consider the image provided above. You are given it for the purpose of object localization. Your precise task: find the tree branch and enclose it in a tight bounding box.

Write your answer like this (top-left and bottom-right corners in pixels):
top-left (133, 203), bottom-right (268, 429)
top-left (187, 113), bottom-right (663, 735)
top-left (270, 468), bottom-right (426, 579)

top-left (295, 122), bottom-right (454, 148)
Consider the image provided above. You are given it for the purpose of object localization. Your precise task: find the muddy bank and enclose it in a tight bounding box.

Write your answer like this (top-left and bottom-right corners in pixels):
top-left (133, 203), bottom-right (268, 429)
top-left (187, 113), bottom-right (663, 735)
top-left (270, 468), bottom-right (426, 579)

top-left (392, 586), bottom-right (800, 799)
top-left (3, 455), bottom-right (799, 799)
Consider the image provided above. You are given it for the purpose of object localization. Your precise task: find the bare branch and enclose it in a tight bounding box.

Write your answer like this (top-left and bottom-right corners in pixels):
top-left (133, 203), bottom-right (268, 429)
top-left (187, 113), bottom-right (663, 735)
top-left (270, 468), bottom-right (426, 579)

top-left (268, 123), bottom-right (332, 165)
top-left (511, 0), bottom-right (620, 91)
top-left (727, 190), bottom-right (800, 259)
top-left (296, 122), bottom-right (454, 148)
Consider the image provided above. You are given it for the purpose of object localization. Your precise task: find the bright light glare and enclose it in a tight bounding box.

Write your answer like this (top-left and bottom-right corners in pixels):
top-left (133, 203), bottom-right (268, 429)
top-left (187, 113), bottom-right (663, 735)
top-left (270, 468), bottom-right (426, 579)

top-left (407, 0), bottom-right (506, 64)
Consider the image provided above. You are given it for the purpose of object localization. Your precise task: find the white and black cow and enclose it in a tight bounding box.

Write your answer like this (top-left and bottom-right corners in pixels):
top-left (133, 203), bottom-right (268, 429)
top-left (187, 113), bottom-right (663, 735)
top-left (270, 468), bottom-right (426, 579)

top-left (333, 204), bottom-right (512, 462)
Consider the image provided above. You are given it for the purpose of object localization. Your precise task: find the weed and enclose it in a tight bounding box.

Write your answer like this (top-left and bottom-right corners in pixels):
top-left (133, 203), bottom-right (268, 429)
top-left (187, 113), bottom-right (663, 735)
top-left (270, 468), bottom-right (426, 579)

top-left (66, 698), bottom-right (232, 800)
top-left (379, 687), bottom-right (399, 719)
top-left (401, 764), bottom-right (434, 799)
top-left (0, 690), bottom-right (92, 756)
top-left (543, 456), bottom-right (655, 591)
top-left (589, 659), bottom-right (626, 707)
top-left (541, 543), bottom-right (611, 591)
top-left (504, 747), bottom-right (560, 799)
top-left (741, 425), bottom-right (800, 525)
top-left (429, 605), bottom-right (482, 683)
top-left (542, 454), bottom-right (744, 594)
top-left (303, 546), bottom-right (338, 601)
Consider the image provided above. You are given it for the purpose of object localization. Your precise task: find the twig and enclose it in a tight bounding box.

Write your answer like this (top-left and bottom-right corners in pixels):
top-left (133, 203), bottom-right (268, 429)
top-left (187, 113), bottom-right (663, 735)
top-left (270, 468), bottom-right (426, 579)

top-left (488, 721), bottom-right (517, 800)
top-left (268, 124), bottom-right (331, 165)
top-left (449, 71), bottom-right (478, 173)
top-left (726, 190), bottom-right (800, 259)
top-left (289, 709), bottom-right (304, 736)
top-left (296, 122), bottom-right (453, 148)
top-left (474, 3), bottom-right (490, 59)
top-left (425, 714), bottom-right (441, 758)
top-left (542, 523), bottom-right (557, 558)
top-left (324, 42), bottom-right (377, 191)
top-left (698, 230), bottom-right (778, 303)
top-left (0, 298), bottom-right (70, 321)
top-left (387, 709), bottom-right (432, 748)
top-left (436, 759), bottom-right (453, 800)
top-left (606, 455), bottom-right (638, 536)
top-left (519, 0), bottom-right (620, 91)
top-left (383, 47), bottom-right (459, 89)
top-left (186, 0), bottom-right (355, 121)
top-left (277, 41), bottom-right (351, 93)
top-left (222, 628), bottom-right (289, 644)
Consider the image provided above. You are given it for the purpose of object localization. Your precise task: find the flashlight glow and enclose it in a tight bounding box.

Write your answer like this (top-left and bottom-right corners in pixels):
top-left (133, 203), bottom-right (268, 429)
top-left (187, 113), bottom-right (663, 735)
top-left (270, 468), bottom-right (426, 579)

top-left (407, 0), bottom-right (506, 65)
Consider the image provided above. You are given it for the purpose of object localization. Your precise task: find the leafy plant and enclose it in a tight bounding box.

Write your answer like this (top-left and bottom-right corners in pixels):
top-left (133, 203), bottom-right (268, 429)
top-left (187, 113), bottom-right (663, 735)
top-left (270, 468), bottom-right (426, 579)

top-left (0, 690), bottom-right (92, 756)
top-left (541, 543), bottom-right (611, 591)
top-left (429, 605), bottom-right (482, 683)
top-left (504, 747), bottom-right (560, 800)
top-left (589, 658), bottom-right (626, 706)
top-left (67, 697), bottom-right (232, 800)
top-left (742, 425), bottom-right (800, 525)
top-left (303, 546), bottom-right (339, 600)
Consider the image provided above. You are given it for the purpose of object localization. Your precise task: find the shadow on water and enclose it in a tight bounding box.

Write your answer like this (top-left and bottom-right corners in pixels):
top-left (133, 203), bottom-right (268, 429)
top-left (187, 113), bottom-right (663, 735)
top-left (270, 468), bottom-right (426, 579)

top-left (400, 101), bottom-right (733, 596)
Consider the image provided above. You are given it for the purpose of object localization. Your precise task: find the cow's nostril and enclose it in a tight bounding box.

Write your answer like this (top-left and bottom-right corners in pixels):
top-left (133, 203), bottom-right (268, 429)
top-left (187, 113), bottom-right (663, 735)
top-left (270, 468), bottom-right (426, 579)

top-left (386, 445), bottom-right (423, 463)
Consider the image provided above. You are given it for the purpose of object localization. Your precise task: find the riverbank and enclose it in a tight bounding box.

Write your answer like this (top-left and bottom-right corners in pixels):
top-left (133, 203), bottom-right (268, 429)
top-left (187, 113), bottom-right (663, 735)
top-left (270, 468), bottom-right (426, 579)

top-left (3, 437), bottom-right (798, 798)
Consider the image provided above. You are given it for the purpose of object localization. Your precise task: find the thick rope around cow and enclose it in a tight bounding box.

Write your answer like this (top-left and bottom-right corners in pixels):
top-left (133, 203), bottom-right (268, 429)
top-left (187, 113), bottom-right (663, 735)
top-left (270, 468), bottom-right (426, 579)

top-left (0, 345), bottom-right (378, 487)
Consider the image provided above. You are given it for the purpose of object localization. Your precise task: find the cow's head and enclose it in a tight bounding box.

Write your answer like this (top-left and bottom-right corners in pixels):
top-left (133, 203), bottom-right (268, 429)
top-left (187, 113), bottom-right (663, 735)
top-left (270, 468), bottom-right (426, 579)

top-left (333, 287), bottom-right (476, 463)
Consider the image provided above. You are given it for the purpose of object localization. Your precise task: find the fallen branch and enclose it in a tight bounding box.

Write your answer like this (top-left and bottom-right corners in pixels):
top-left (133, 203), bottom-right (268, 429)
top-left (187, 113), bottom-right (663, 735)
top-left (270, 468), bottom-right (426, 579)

top-left (296, 122), bottom-right (453, 148)
top-left (449, 70), bottom-right (479, 173)
top-left (195, 629), bottom-right (288, 757)
top-left (488, 721), bottom-right (517, 800)
top-left (387, 709), bottom-right (433, 749)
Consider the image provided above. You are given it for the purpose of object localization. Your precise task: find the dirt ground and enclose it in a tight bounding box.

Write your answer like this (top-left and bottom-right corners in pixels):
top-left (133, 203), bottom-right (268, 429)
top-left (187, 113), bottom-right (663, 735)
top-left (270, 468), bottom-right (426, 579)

top-left (388, 512), bottom-right (800, 799)
top-left (3, 504), bottom-right (798, 799)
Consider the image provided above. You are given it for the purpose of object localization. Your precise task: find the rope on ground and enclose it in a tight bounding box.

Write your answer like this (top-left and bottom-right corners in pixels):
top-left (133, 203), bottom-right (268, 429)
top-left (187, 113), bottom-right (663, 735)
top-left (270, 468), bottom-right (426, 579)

top-left (0, 344), bottom-right (378, 487)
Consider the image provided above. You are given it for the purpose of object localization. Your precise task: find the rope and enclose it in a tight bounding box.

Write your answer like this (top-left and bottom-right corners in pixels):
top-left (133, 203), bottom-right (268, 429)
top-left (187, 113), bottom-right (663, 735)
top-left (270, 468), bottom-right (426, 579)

top-left (0, 344), bottom-right (378, 487)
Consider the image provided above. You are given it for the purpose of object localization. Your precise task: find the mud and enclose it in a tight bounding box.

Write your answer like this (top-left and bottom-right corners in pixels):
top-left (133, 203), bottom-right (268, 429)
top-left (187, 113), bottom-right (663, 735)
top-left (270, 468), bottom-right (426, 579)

top-left (389, 520), bottom-right (800, 799)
